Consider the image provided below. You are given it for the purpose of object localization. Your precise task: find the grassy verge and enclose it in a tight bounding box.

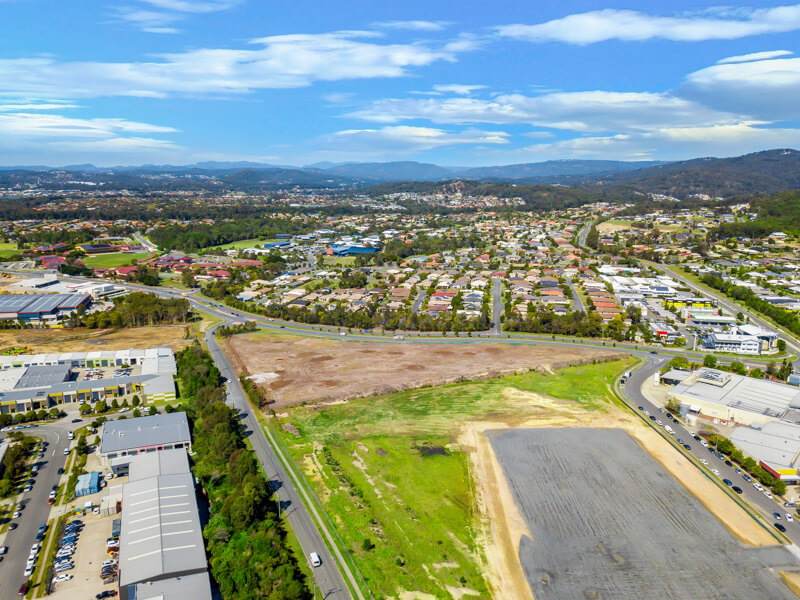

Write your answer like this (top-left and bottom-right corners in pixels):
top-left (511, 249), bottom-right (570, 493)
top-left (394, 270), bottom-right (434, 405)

top-left (28, 516), bottom-right (61, 599)
top-left (0, 503), bottom-right (10, 533)
top-left (275, 358), bottom-right (629, 598)
top-left (281, 512), bottom-right (315, 593)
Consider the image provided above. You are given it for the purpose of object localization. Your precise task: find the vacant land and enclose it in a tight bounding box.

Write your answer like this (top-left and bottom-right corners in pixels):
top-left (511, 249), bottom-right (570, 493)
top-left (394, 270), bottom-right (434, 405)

top-left (227, 334), bottom-right (620, 407)
top-left (0, 325), bottom-right (193, 353)
top-left (491, 428), bottom-right (796, 600)
top-left (276, 358), bottom-right (631, 599)
top-left (82, 251), bottom-right (154, 269)
top-left (211, 238), bottom-right (278, 251)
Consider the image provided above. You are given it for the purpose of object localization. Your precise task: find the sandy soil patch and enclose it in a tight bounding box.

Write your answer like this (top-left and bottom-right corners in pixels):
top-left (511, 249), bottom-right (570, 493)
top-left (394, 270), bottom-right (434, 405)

top-left (0, 325), bottom-right (192, 353)
top-left (225, 334), bottom-right (619, 408)
top-left (462, 389), bottom-right (779, 600)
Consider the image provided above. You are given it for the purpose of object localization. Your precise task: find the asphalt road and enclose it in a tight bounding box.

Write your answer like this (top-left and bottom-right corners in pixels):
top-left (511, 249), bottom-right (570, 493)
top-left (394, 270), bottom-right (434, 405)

top-left (624, 356), bottom-right (800, 548)
top-left (491, 277), bottom-right (502, 335)
top-left (411, 290), bottom-right (426, 315)
top-left (205, 328), bottom-right (355, 600)
top-left (647, 262), bottom-right (800, 370)
top-left (0, 423), bottom-right (71, 598)
top-left (566, 281), bottom-right (586, 313)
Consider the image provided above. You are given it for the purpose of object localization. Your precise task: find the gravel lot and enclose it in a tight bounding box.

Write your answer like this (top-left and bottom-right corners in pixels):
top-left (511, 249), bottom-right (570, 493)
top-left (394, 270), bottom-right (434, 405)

top-left (489, 428), bottom-right (799, 600)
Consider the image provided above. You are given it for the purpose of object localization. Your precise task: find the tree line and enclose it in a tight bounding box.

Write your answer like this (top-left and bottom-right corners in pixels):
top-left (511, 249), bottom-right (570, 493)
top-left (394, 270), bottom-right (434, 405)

top-left (71, 292), bottom-right (190, 328)
top-left (175, 344), bottom-right (310, 600)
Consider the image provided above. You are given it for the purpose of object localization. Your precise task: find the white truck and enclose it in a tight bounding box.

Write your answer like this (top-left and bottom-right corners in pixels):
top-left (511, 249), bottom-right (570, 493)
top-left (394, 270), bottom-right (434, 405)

top-left (664, 425), bottom-right (675, 435)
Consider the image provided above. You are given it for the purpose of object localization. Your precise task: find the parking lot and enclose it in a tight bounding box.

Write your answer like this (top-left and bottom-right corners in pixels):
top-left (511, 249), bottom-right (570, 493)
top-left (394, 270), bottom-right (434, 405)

top-left (47, 510), bottom-right (118, 600)
top-left (490, 428), bottom-right (800, 600)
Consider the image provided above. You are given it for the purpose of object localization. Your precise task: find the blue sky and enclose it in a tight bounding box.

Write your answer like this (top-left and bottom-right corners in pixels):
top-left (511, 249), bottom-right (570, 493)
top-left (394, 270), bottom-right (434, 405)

top-left (2, 1), bottom-right (800, 166)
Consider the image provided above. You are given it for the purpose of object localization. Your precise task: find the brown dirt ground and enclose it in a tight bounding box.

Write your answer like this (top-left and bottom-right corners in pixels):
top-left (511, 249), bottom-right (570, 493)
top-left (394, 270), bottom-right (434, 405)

top-left (462, 391), bottom-right (780, 600)
top-left (225, 334), bottom-right (620, 408)
top-left (0, 325), bottom-right (194, 354)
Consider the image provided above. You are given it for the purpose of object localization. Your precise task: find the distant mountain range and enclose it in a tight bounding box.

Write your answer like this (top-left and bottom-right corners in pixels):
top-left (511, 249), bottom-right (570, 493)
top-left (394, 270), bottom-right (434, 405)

top-left (1, 149), bottom-right (799, 198)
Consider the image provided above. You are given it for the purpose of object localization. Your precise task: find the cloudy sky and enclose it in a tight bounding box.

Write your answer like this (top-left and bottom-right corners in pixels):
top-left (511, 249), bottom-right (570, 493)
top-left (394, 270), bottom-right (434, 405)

top-left (2, 0), bottom-right (800, 166)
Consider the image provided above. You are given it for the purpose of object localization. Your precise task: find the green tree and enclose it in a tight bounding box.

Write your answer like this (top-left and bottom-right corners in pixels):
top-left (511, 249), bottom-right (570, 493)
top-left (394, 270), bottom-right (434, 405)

top-left (703, 354), bottom-right (718, 368)
top-left (132, 408), bottom-right (142, 418)
top-left (777, 339), bottom-right (787, 352)
top-left (79, 403), bottom-right (92, 415)
top-left (773, 480), bottom-right (788, 496)
top-left (132, 395), bottom-right (140, 406)
top-left (48, 407), bottom-right (61, 419)
top-left (148, 406), bottom-right (157, 416)
top-left (95, 400), bottom-right (108, 414)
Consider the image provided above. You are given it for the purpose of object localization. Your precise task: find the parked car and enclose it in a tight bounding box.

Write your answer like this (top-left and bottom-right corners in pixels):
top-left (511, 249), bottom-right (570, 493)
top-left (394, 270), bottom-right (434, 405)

top-left (53, 574), bottom-right (73, 583)
top-left (96, 591), bottom-right (117, 599)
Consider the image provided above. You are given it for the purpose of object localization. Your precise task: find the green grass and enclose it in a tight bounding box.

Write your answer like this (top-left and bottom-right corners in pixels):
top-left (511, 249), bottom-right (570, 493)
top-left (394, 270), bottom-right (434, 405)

top-left (29, 516), bottom-right (60, 599)
top-left (0, 242), bottom-right (20, 260)
top-left (0, 503), bottom-right (10, 534)
top-left (212, 238), bottom-right (279, 251)
top-left (281, 514), bottom-right (315, 594)
top-left (82, 252), bottom-right (154, 269)
top-left (322, 256), bottom-right (357, 266)
top-left (277, 358), bottom-right (630, 598)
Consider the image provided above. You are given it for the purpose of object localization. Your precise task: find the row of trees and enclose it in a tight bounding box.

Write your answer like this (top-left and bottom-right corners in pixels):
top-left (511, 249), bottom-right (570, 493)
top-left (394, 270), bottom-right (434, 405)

top-left (175, 344), bottom-right (310, 599)
top-left (699, 273), bottom-right (800, 339)
top-left (69, 292), bottom-right (190, 328)
top-left (0, 435), bottom-right (38, 497)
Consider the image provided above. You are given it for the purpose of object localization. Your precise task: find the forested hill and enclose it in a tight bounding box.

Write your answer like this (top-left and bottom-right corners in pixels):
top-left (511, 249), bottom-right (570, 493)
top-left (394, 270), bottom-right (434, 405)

top-left (590, 149), bottom-right (800, 198)
top-left (712, 190), bottom-right (800, 239)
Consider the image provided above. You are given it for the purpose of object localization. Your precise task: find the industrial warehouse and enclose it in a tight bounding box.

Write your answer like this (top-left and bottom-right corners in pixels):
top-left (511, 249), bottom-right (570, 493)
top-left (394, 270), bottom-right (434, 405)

top-left (118, 449), bottom-right (211, 600)
top-left (730, 422), bottom-right (800, 483)
top-left (667, 368), bottom-right (800, 427)
top-left (0, 348), bottom-right (176, 414)
top-left (99, 411), bottom-right (192, 467)
top-left (0, 293), bottom-right (91, 325)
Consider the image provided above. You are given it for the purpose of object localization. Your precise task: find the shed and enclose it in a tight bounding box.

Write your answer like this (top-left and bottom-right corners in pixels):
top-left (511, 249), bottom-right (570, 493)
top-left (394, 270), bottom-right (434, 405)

top-left (75, 472), bottom-right (101, 497)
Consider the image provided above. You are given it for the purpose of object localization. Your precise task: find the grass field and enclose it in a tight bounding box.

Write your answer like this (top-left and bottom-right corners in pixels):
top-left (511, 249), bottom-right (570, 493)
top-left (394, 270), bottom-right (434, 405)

top-left (276, 358), bottom-right (629, 598)
top-left (322, 255), bottom-right (357, 266)
top-left (82, 252), bottom-right (154, 269)
top-left (212, 238), bottom-right (279, 251)
top-left (0, 242), bottom-right (20, 260)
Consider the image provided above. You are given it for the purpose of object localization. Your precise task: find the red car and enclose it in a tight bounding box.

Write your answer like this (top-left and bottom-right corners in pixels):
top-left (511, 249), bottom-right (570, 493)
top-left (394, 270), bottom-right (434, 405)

top-left (19, 583), bottom-right (28, 595)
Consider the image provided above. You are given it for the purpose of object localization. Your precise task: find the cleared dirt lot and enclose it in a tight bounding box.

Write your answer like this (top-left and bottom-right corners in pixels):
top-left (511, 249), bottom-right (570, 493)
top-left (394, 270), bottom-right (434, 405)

top-left (489, 428), bottom-right (798, 600)
top-left (0, 325), bottom-right (193, 354)
top-left (225, 334), bottom-right (620, 407)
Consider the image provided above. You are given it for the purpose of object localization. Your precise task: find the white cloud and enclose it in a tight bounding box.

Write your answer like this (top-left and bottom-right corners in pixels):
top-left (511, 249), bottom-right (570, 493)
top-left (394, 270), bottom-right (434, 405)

top-left (374, 20), bottom-right (449, 31)
top-left (514, 123), bottom-right (800, 162)
top-left (497, 5), bottom-right (800, 44)
top-left (681, 56), bottom-right (800, 120)
top-left (432, 84), bottom-right (486, 95)
top-left (347, 91), bottom-right (738, 132)
top-left (115, 9), bottom-right (181, 33)
top-left (0, 113), bottom-right (176, 138)
top-left (329, 125), bottom-right (510, 153)
top-left (138, 0), bottom-right (238, 12)
top-left (0, 31), bottom-right (458, 98)
top-left (717, 49), bottom-right (793, 64)
top-left (0, 101), bottom-right (78, 111)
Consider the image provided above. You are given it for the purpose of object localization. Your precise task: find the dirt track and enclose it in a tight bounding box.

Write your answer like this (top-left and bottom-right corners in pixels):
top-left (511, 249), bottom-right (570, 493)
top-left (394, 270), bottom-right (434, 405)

top-left (225, 334), bottom-right (620, 407)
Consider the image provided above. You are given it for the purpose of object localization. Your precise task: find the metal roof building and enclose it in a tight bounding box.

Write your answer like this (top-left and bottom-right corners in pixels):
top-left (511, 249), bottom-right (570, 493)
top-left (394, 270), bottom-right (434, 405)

top-left (118, 449), bottom-right (210, 600)
top-left (130, 572), bottom-right (212, 600)
top-left (0, 293), bottom-right (91, 323)
top-left (100, 413), bottom-right (191, 461)
top-left (668, 368), bottom-right (800, 426)
top-left (730, 422), bottom-right (800, 482)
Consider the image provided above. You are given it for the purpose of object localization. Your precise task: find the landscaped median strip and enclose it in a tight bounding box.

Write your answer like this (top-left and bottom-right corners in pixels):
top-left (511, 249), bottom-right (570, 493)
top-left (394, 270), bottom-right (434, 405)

top-left (24, 516), bottom-right (57, 600)
top-left (614, 363), bottom-right (788, 545)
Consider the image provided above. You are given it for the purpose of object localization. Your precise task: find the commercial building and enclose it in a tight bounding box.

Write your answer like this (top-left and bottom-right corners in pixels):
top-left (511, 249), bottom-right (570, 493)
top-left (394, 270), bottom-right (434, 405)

top-left (702, 333), bottom-right (762, 355)
top-left (0, 348), bottom-right (176, 414)
top-left (0, 293), bottom-right (91, 325)
top-left (730, 422), bottom-right (800, 483)
top-left (100, 412), bottom-right (191, 466)
top-left (118, 449), bottom-right (211, 600)
top-left (668, 368), bottom-right (800, 426)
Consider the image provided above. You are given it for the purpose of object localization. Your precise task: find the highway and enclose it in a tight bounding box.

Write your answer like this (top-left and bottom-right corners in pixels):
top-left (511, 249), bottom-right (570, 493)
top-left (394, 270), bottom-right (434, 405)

top-left (205, 328), bottom-right (356, 599)
top-left (0, 422), bottom-right (71, 598)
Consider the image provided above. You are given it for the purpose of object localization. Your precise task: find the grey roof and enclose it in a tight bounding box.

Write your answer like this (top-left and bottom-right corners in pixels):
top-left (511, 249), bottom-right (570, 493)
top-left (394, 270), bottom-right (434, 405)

top-left (120, 458), bottom-right (206, 587)
top-left (671, 368), bottom-right (800, 419)
top-left (0, 293), bottom-right (89, 318)
top-left (131, 571), bottom-right (212, 600)
top-left (0, 373), bottom-right (173, 406)
top-left (730, 422), bottom-right (800, 470)
top-left (660, 369), bottom-right (691, 383)
top-left (14, 364), bottom-right (71, 390)
top-left (129, 448), bottom-right (191, 483)
top-left (100, 413), bottom-right (190, 455)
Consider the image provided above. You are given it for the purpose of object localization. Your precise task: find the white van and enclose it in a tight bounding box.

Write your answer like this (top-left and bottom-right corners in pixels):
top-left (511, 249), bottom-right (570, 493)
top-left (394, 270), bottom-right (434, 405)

top-left (309, 552), bottom-right (322, 567)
